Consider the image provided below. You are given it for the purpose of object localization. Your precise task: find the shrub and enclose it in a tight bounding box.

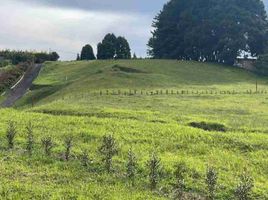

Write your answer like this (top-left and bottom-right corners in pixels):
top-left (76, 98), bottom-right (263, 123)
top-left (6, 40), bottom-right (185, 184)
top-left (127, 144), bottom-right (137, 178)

top-left (26, 122), bottom-right (34, 156)
top-left (189, 122), bottom-right (227, 132)
top-left (41, 136), bottom-right (53, 156)
top-left (6, 121), bottom-right (16, 149)
top-left (147, 153), bottom-right (161, 190)
top-left (99, 135), bottom-right (118, 173)
top-left (206, 167), bottom-right (218, 200)
top-left (64, 137), bottom-right (73, 161)
top-left (80, 150), bottom-right (92, 168)
top-left (126, 148), bottom-right (137, 186)
top-left (234, 173), bottom-right (254, 200)
top-left (173, 162), bottom-right (187, 199)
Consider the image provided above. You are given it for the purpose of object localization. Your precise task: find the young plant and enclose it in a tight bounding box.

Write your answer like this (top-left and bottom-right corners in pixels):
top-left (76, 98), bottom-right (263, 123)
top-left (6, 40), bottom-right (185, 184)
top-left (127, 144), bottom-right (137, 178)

top-left (147, 153), bottom-right (161, 190)
top-left (234, 173), bottom-right (254, 200)
top-left (99, 135), bottom-right (118, 173)
top-left (80, 150), bottom-right (92, 168)
top-left (206, 167), bottom-right (218, 200)
top-left (41, 136), bottom-right (53, 156)
top-left (6, 121), bottom-right (17, 149)
top-left (64, 136), bottom-right (73, 161)
top-left (26, 122), bottom-right (34, 156)
top-left (173, 162), bottom-right (187, 200)
top-left (126, 148), bottom-right (137, 186)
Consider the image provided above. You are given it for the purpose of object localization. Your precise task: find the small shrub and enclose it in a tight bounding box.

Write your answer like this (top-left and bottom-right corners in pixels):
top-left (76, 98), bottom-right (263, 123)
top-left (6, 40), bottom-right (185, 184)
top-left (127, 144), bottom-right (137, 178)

top-left (26, 122), bottom-right (34, 156)
top-left (99, 135), bottom-right (118, 173)
top-left (234, 173), bottom-right (254, 200)
top-left (6, 121), bottom-right (16, 149)
top-left (189, 121), bottom-right (227, 132)
top-left (126, 148), bottom-right (137, 186)
top-left (64, 137), bottom-right (73, 161)
top-left (41, 136), bottom-right (53, 156)
top-left (80, 150), bottom-right (92, 168)
top-left (206, 167), bottom-right (218, 200)
top-left (173, 162), bottom-right (187, 200)
top-left (147, 153), bottom-right (161, 190)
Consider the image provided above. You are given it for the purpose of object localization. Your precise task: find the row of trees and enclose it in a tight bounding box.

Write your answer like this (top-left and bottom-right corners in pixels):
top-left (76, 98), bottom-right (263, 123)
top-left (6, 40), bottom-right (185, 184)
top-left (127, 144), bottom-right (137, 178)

top-left (77, 33), bottom-right (131, 61)
top-left (0, 50), bottom-right (59, 65)
top-left (148, 0), bottom-right (268, 65)
top-left (4, 121), bottom-right (256, 199)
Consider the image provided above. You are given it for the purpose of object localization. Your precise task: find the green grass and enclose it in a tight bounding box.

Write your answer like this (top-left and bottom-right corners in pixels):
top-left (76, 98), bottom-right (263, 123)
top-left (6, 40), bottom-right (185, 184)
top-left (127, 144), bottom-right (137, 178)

top-left (0, 60), bottom-right (267, 199)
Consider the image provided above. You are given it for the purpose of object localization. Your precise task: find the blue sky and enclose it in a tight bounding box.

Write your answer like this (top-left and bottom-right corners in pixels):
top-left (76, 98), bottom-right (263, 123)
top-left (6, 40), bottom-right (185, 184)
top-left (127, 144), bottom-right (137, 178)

top-left (0, 0), bottom-right (266, 60)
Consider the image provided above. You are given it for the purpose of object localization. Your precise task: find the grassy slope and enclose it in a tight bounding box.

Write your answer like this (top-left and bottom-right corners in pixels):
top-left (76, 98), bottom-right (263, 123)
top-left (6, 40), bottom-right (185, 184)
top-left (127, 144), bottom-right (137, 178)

top-left (0, 60), bottom-right (267, 199)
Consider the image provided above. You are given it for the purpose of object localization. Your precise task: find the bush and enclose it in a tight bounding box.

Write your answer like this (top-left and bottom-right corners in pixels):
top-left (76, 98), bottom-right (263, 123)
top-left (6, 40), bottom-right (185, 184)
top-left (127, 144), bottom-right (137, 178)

top-left (254, 54), bottom-right (268, 76)
top-left (126, 148), bottom-right (137, 186)
top-left (147, 153), bottom-right (161, 190)
top-left (206, 167), bottom-right (218, 200)
top-left (173, 162), bottom-right (187, 200)
top-left (6, 121), bottom-right (17, 149)
top-left (26, 122), bottom-right (34, 156)
top-left (234, 173), bottom-right (254, 200)
top-left (41, 136), bottom-right (53, 156)
top-left (64, 136), bottom-right (73, 161)
top-left (99, 135), bottom-right (118, 173)
top-left (189, 122), bottom-right (227, 132)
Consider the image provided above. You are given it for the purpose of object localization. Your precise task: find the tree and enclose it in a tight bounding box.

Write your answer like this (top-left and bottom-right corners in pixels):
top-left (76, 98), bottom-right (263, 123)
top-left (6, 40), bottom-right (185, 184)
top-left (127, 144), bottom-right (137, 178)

top-left (76, 53), bottom-right (80, 61)
top-left (147, 153), bottom-right (161, 190)
top-left (116, 36), bottom-right (131, 59)
top-left (50, 52), bottom-right (60, 61)
top-left (132, 53), bottom-right (137, 59)
top-left (80, 44), bottom-right (96, 60)
top-left (97, 33), bottom-right (131, 59)
top-left (235, 173), bottom-right (254, 200)
top-left (206, 167), bottom-right (218, 200)
top-left (254, 54), bottom-right (268, 75)
top-left (148, 0), bottom-right (268, 65)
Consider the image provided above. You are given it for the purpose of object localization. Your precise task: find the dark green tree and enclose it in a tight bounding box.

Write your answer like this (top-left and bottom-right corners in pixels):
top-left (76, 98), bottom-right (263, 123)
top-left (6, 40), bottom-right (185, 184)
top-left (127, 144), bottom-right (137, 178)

top-left (81, 44), bottom-right (96, 60)
top-left (76, 53), bottom-right (80, 61)
top-left (97, 34), bottom-right (117, 59)
top-left (148, 0), bottom-right (268, 65)
top-left (50, 52), bottom-right (60, 61)
top-left (116, 36), bottom-right (131, 59)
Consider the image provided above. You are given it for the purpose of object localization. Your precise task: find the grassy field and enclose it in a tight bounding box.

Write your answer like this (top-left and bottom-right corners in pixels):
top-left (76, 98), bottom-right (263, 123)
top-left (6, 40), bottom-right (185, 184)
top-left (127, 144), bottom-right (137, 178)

top-left (0, 60), bottom-right (267, 199)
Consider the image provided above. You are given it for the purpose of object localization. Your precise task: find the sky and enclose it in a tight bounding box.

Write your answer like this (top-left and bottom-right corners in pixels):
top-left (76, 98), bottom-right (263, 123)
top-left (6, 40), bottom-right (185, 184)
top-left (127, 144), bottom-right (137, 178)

top-left (0, 0), bottom-right (267, 60)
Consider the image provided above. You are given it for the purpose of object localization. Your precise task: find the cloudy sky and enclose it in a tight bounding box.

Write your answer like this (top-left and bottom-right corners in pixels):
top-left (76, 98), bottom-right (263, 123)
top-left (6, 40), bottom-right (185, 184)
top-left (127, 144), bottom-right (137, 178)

top-left (0, 0), bottom-right (267, 60)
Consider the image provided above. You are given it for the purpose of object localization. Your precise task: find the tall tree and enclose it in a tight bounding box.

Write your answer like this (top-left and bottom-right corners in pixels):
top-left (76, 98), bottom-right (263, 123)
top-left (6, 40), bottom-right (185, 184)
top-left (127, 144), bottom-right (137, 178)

top-left (148, 0), bottom-right (268, 65)
top-left (97, 34), bottom-right (117, 59)
top-left (116, 36), bottom-right (131, 59)
top-left (80, 44), bottom-right (96, 60)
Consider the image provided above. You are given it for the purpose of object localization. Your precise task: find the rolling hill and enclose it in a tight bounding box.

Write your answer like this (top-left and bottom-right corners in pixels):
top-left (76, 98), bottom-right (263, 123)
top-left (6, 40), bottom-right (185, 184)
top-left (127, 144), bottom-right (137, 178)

top-left (0, 60), bottom-right (267, 199)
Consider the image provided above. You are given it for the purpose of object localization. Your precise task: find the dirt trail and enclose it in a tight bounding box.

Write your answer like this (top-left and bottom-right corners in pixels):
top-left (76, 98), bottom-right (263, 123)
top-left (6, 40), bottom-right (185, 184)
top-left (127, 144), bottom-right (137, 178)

top-left (1, 64), bottom-right (42, 108)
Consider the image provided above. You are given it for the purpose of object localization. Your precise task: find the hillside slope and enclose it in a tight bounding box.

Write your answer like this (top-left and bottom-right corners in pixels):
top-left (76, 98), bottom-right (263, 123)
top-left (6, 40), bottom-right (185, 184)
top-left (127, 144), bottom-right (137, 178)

top-left (0, 60), bottom-right (267, 199)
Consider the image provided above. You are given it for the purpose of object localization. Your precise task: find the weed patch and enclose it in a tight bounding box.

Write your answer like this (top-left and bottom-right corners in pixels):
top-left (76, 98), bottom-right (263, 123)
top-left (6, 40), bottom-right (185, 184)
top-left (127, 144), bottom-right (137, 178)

top-left (189, 121), bottom-right (227, 132)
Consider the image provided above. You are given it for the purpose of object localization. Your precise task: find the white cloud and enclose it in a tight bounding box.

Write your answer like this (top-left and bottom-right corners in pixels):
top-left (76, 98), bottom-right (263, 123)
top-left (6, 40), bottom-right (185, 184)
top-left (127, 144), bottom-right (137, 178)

top-left (0, 0), bottom-right (153, 60)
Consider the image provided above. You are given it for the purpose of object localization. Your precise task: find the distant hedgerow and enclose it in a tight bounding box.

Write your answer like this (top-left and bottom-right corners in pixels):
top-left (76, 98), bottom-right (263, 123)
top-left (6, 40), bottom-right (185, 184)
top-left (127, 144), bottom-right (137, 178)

top-left (147, 153), bottom-right (161, 190)
top-left (126, 148), bottom-right (137, 186)
top-left (26, 122), bottom-right (34, 156)
top-left (99, 135), bottom-right (118, 173)
top-left (6, 121), bottom-right (17, 149)
top-left (41, 136), bottom-right (53, 156)
top-left (234, 173), bottom-right (254, 200)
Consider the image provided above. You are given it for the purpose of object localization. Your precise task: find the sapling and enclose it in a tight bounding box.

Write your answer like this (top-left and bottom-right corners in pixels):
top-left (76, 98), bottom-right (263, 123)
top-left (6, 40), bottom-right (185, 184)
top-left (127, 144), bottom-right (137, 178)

top-left (99, 135), bottom-right (118, 173)
top-left (41, 136), bottom-right (53, 156)
top-left (81, 150), bottom-right (92, 168)
top-left (6, 121), bottom-right (16, 149)
top-left (126, 148), bottom-right (137, 186)
top-left (64, 136), bottom-right (73, 161)
top-left (173, 162), bottom-right (187, 200)
top-left (234, 173), bottom-right (254, 200)
top-left (26, 122), bottom-right (34, 156)
top-left (206, 167), bottom-right (218, 200)
top-left (147, 153), bottom-right (161, 190)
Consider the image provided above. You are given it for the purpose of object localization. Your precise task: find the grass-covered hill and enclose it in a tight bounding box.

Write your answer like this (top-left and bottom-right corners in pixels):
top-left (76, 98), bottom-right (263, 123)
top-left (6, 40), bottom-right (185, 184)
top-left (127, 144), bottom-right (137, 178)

top-left (0, 60), bottom-right (267, 199)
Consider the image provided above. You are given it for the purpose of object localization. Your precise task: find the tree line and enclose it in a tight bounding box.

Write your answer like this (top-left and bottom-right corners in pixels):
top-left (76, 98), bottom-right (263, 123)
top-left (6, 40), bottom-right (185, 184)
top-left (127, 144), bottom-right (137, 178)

top-left (77, 33), bottom-right (132, 61)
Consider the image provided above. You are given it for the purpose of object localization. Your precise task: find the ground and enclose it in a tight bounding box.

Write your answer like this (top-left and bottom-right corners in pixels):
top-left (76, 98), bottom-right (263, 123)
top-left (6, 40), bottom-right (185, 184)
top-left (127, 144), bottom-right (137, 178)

top-left (0, 60), bottom-right (267, 199)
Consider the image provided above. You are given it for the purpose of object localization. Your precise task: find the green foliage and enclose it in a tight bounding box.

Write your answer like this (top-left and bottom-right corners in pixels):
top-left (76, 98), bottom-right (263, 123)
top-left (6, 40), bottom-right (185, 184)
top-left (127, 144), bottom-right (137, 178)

top-left (26, 122), bottom-right (34, 156)
top-left (189, 122), bottom-right (227, 132)
top-left (97, 33), bottom-right (131, 59)
top-left (206, 167), bottom-right (218, 200)
top-left (41, 136), bottom-right (53, 156)
top-left (64, 136), bottom-right (73, 161)
top-left (173, 162), bottom-right (187, 200)
top-left (254, 54), bottom-right (268, 75)
top-left (80, 150), bottom-right (92, 168)
top-left (80, 44), bottom-right (96, 60)
top-left (99, 135), bottom-right (118, 173)
top-left (126, 148), bottom-right (137, 186)
top-left (6, 121), bottom-right (16, 149)
top-left (149, 0), bottom-right (268, 65)
top-left (147, 153), bottom-right (161, 190)
top-left (235, 173), bottom-right (254, 200)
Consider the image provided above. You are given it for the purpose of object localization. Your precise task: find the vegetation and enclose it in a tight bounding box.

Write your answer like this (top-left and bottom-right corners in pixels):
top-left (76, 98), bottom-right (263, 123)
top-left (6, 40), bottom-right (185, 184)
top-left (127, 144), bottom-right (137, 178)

top-left (148, 0), bottom-right (268, 65)
top-left (80, 44), bottom-right (96, 60)
top-left (254, 54), bottom-right (268, 75)
top-left (0, 60), bottom-right (267, 199)
top-left (97, 33), bottom-right (131, 59)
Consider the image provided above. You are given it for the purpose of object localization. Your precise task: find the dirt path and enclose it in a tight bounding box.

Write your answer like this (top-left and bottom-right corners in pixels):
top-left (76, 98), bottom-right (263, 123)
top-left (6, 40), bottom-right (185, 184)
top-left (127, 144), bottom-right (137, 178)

top-left (1, 64), bottom-right (42, 108)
